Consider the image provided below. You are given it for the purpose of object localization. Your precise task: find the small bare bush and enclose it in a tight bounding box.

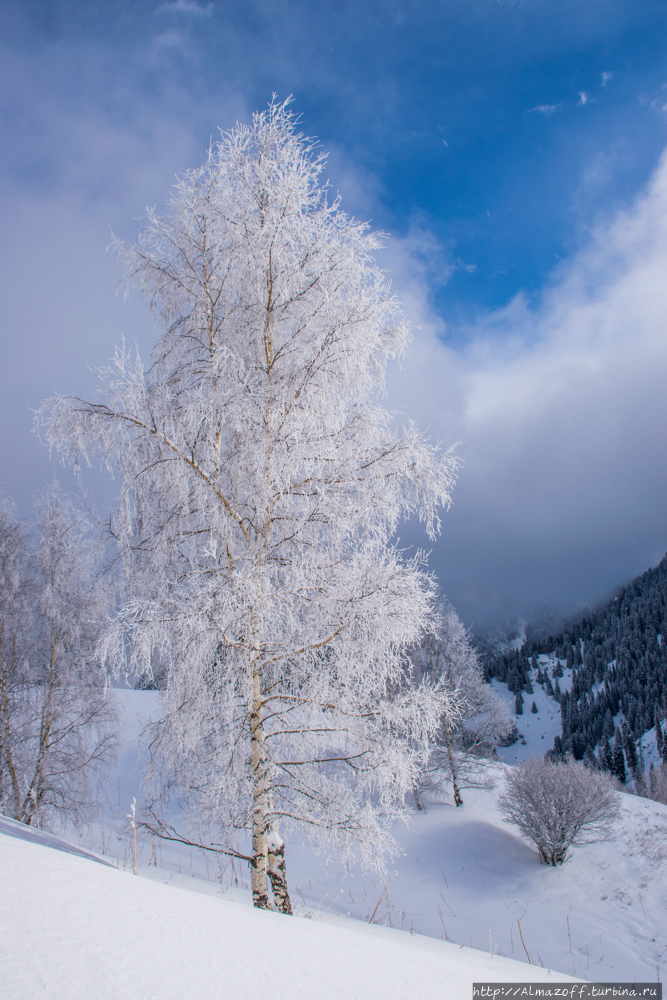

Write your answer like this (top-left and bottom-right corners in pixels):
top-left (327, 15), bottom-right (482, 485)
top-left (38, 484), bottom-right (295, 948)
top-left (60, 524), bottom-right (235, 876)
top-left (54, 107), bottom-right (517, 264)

top-left (498, 756), bottom-right (620, 865)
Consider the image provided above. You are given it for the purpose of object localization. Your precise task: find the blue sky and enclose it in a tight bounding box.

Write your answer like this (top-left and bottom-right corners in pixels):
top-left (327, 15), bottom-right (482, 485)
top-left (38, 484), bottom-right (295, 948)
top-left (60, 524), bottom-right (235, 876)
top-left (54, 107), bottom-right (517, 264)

top-left (1, 0), bottom-right (667, 630)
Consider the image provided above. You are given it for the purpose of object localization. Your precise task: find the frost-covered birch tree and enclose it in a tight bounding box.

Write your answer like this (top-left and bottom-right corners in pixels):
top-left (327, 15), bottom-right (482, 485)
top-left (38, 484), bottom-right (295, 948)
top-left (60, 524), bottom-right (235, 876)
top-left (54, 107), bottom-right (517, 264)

top-left (37, 99), bottom-right (459, 912)
top-left (410, 602), bottom-right (512, 807)
top-left (0, 486), bottom-right (116, 828)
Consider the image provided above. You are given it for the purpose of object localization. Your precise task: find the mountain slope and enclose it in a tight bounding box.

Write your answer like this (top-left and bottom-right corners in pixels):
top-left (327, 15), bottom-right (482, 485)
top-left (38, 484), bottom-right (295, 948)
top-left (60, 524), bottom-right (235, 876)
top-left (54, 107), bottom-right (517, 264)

top-left (486, 554), bottom-right (667, 777)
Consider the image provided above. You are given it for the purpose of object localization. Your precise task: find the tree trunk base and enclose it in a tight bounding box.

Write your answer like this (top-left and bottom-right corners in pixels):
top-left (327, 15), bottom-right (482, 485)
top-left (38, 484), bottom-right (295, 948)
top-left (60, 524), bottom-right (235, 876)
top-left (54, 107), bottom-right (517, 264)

top-left (268, 833), bottom-right (292, 915)
top-left (252, 888), bottom-right (272, 910)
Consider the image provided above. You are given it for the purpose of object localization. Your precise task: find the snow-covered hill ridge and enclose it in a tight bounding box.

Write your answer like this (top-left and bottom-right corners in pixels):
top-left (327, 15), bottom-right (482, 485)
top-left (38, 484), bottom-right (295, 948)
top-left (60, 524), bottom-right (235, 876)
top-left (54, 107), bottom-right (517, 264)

top-left (0, 813), bottom-right (579, 1000)
top-left (26, 689), bottom-right (666, 988)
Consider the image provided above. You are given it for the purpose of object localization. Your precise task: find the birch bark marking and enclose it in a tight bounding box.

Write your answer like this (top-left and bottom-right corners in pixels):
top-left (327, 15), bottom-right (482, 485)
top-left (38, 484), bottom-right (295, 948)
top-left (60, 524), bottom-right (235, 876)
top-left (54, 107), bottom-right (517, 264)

top-left (267, 829), bottom-right (292, 915)
top-left (249, 616), bottom-right (270, 909)
top-left (445, 726), bottom-right (464, 807)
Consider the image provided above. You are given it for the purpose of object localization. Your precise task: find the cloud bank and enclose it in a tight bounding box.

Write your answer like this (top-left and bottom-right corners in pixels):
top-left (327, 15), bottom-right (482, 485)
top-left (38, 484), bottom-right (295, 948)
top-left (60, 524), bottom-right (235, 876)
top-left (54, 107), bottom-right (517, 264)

top-left (386, 150), bottom-right (667, 629)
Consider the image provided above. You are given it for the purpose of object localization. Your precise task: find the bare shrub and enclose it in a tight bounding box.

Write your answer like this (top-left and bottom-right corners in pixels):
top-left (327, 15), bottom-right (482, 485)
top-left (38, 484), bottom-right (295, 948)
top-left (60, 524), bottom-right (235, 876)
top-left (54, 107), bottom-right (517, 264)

top-left (498, 756), bottom-right (620, 865)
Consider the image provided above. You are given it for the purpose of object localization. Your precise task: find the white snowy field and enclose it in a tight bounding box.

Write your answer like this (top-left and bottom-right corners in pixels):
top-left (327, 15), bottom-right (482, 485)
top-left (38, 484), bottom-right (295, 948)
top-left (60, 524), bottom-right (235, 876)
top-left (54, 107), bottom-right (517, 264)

top-left (0, 815), bottom-right (577, 1000)
top-left (2, 688), bottom-right (665, 997)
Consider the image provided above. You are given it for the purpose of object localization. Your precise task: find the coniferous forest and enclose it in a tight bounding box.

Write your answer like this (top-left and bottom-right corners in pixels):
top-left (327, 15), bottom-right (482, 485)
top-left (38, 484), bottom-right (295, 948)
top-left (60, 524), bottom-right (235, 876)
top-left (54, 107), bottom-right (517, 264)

top-left (485, 555), bottom-right (667, 783)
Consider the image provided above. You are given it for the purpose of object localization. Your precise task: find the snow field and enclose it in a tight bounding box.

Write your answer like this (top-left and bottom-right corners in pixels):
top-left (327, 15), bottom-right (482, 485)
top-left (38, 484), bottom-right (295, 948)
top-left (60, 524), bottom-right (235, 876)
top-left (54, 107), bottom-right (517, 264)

top-left (107, 692), bottom-right (667, 982)
top-left (0, 815), bottom-right (577, 1000)
top-left (4, 687), bottom-right (665, 996)
top-left (111, 692), bottom-right (667, 981)
top-left (492, 656), bottom-right (571, 765)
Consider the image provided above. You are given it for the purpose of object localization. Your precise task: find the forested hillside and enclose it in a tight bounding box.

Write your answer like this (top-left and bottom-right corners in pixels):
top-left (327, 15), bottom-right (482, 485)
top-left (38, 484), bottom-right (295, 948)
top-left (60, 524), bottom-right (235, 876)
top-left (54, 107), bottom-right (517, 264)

top-left (485, 555), bottom-right (667, 785)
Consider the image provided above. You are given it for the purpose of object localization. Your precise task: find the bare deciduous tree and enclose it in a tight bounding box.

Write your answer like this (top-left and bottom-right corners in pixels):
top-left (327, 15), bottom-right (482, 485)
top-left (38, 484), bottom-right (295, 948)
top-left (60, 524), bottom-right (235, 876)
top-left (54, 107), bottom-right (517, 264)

top-left (37, 99), bottom-right (460, 911)
top-left (498, 756), bottom-right (620, 865)
top-left (0, 486), bottom-right (116, 829)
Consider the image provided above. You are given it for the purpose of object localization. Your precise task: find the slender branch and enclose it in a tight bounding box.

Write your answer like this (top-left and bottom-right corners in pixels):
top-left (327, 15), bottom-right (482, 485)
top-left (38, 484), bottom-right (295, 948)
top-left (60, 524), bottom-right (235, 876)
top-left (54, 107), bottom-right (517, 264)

top-left (69, 401), bottom-right (250, 543)
top-left (139, 816), bottom-right (253, 864)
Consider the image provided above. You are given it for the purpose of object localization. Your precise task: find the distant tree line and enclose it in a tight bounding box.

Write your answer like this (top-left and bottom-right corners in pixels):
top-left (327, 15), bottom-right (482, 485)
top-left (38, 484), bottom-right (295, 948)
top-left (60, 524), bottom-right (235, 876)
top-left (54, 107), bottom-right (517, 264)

top-left (484, 555), bottom-right (667, 788)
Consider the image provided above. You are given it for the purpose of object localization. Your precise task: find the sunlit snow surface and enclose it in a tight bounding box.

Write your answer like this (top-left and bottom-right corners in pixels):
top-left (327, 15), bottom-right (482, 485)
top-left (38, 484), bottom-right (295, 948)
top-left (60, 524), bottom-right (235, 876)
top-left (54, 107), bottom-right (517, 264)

top-left (2, 688), bottom-right (666, 997)
top-left (0, 814), bottom-right (577, 1000)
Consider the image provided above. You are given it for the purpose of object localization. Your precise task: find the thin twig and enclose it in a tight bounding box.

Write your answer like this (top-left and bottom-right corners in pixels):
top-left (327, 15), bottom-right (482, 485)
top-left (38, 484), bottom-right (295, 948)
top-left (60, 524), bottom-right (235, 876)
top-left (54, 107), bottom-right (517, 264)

top-left (368, 886), bottom-right (387, 924)
top-left (439, 891), bottom-right (456, 917)
top-left (517, 918), bottom-right (533, 965)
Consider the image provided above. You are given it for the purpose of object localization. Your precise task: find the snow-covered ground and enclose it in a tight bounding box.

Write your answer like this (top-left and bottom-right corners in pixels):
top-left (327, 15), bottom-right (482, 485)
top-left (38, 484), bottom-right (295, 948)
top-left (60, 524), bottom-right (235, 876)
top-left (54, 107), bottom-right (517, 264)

top-left (2, 688), bottom-right (666, 997)
top-left (0, 815), bottom-right (578, 1000)
top-left (492, 672), bottom-right (564, 765)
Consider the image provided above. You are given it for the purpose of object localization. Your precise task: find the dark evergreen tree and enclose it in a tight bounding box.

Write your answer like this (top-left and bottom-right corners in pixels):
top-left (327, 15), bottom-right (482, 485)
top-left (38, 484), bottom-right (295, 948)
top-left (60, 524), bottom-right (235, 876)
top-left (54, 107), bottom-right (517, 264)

top-left (531, 700), bottom-right (538, 713)
top-left (507, 669), bottom-right (521, 693)
top-left (655, 706), bottom-right (663, 753)
top-left (550, 735), bottom-right (566, 760)
top-left (515, 690), bottom-right (524, 715)
top-left (571, 732), bottom-right (587, 760)
top-left (611, 745), bottom-right (627, 783)
top-left (598, 738), bottom-right (613, 772)
top-left (623, 724), bottom-right (640, 779)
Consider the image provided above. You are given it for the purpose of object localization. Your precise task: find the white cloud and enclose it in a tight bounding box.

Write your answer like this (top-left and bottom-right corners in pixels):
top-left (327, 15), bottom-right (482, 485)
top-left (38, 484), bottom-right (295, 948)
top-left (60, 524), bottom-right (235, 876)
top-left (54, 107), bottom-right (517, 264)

top-left (528, 103), bottom-right (562, 116)
top-left (578, 91), bottom-right (590, 105)
top-left (601, 71), bottom-right (613, 87)
top-left (385, 149), bottom-right (667, 626)
top-left (155, 0), bottom-right (214, 15)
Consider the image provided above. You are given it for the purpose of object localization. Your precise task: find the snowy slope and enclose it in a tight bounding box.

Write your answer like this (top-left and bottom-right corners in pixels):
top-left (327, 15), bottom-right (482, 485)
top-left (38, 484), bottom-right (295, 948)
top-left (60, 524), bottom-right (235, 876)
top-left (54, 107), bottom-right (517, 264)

top-left (0, 815), bottom-right (577, 1000)
top-left (5, 688), bottom-right (665, 994)
top-left (491, 668), bottom-right (564, 764)
top-left (102, 692), bottom-right (667, 982)
top-left (283, 783), bottom-right (667, 983)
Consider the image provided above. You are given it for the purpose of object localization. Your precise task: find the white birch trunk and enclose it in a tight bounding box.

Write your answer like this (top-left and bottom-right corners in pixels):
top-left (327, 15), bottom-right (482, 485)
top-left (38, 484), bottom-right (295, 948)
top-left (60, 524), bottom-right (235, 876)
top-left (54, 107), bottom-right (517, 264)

top-left (444, 726), bottom-right (464, 807)
top-left (250, 649), bottom-right (270, 909)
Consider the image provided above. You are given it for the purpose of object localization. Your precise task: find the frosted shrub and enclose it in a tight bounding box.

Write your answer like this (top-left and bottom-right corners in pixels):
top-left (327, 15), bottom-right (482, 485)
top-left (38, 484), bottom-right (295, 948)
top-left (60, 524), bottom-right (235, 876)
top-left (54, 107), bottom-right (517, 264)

top-left (498, 756), bottom-right (620, 865)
